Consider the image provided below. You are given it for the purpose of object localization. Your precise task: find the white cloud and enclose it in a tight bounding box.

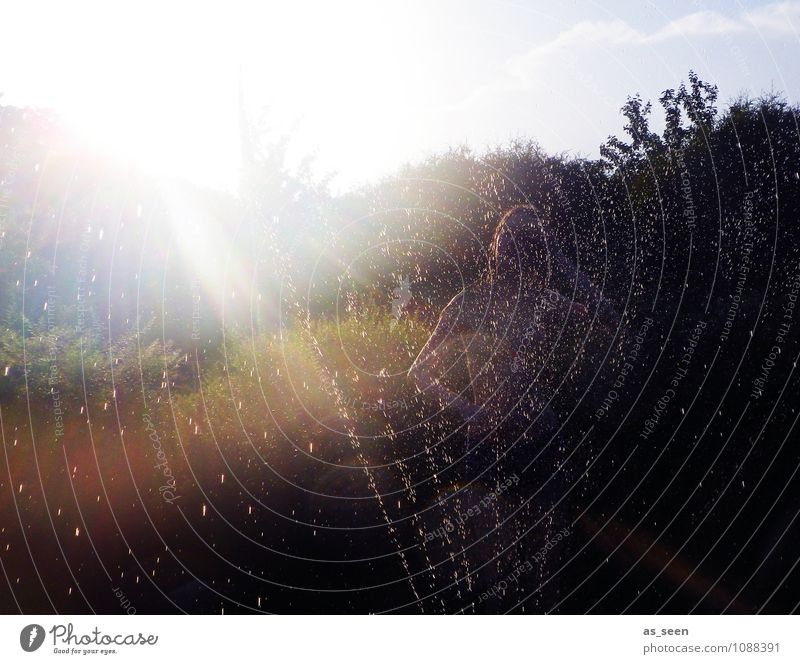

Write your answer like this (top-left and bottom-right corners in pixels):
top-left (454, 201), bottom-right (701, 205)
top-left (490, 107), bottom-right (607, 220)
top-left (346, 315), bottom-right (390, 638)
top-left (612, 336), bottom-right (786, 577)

top-left (649, 10), bottom-right (746, 42)
top-left (449, 1), bottom-right (800, 110)
top-left (504, 20), bottom-right (644, 82)
top-left (443, 20), bottom-right (647, 111)
top-left (744, 1), bottom-right (800, 33)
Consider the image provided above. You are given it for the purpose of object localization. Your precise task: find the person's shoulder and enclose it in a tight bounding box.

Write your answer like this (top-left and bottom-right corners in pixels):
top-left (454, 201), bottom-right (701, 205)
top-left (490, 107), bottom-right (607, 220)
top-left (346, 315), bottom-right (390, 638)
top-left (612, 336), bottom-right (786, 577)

top-left (438, 290), bottom-right (466, 327)
top-left (446, 279), bottom-right (489, 309)
top-left (445, 289), bottom-right (466, 309)
top-left (436, 280), bottom-right (486, 328)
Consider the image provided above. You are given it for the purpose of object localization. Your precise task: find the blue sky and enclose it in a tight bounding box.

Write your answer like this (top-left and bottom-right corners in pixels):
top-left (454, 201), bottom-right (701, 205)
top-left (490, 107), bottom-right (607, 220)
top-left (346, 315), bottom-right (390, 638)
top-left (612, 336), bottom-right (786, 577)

top-left (1, 0), bottom-right (798, 192)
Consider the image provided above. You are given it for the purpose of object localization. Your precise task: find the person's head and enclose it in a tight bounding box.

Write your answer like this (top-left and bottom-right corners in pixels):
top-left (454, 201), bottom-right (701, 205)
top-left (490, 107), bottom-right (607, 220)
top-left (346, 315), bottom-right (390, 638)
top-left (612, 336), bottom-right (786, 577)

top-left (488, 205), bottom-right (550, 285)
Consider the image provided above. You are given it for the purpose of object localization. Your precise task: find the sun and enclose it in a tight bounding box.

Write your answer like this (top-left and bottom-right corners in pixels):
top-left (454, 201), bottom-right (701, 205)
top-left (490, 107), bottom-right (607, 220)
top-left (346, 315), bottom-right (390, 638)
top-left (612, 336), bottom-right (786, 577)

top-left (2, 1), bottom-right (451, 197)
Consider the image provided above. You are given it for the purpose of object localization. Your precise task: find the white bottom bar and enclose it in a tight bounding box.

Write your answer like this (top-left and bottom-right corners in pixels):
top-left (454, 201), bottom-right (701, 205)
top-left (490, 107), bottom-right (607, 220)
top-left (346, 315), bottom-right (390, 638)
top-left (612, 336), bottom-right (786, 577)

top-left (1, 615), bottom-right (797, 662)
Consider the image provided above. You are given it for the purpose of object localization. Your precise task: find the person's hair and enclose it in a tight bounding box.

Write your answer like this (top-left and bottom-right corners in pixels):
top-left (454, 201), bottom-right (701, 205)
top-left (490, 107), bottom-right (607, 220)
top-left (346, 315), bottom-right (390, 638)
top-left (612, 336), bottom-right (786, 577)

top-left (488, 205), bottom-right (544, 275)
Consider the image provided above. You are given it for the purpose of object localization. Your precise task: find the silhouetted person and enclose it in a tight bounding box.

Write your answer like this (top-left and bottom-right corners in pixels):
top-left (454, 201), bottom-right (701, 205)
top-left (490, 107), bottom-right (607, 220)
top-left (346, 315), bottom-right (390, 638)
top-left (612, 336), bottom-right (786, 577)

top-left (408, 205), bottom-right (617, 612)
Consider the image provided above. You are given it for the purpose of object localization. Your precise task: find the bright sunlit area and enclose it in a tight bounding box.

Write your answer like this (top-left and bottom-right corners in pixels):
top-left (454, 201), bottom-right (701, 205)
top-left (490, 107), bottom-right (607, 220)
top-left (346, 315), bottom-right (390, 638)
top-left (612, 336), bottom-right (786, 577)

top-left (3, 0), bottom-right (796, 193)
top-left (1, 1), bottom-right (481, 191)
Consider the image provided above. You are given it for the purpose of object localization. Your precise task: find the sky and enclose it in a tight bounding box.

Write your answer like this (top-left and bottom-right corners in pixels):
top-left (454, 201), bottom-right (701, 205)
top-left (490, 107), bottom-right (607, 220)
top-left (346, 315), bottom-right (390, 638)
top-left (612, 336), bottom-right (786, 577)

top-left (1, 0), bottom-right (798, 194)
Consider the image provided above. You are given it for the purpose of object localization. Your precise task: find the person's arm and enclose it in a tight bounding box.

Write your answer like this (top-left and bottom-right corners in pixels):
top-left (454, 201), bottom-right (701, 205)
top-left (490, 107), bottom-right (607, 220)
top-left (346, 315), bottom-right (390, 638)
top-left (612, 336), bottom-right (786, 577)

top-left (408, 292), bottom-right (480, 421)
